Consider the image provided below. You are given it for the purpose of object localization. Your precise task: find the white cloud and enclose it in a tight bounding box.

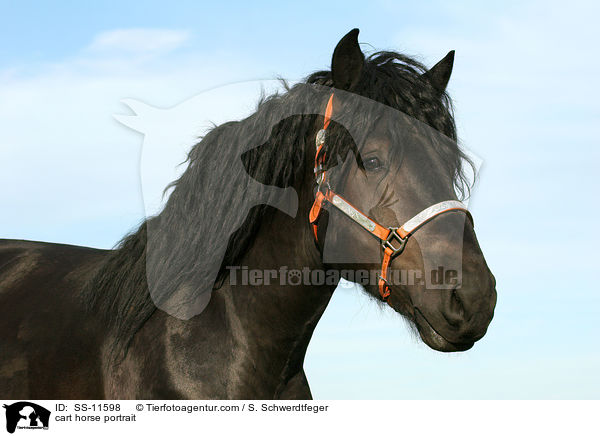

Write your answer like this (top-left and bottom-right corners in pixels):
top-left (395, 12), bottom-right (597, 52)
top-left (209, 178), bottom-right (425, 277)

top-left (87, 28), bottom-right (191, 54)
top-left (0, 28), bottom-right (271, 247)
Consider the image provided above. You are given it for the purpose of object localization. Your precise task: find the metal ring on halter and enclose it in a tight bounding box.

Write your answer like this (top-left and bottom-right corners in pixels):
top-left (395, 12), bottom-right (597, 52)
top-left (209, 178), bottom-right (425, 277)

top-left (316, 173), bottom-right (325, 186)
top-left (381, 228), bottom-right (407, 257)
top-left (376, 274), bottom-right (390, 285)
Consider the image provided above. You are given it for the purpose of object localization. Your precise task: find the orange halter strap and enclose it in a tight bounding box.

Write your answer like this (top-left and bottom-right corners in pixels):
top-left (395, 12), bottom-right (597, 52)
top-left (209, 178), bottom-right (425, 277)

top-left (309, 93), bottom-right (470, 301)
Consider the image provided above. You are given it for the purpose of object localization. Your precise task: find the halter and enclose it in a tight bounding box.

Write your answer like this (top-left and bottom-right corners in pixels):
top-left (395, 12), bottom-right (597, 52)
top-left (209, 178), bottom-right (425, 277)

top-left (309, 93), bottom-right (470, 302)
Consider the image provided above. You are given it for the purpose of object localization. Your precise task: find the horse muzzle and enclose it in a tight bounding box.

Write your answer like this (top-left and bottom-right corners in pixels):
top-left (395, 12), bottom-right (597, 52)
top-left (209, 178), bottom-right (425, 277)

top-left (412, 273), bottom-right (497, 352)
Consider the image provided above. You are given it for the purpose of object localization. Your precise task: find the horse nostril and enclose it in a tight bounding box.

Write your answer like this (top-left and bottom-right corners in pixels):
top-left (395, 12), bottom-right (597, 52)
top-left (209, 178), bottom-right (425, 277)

top-left (442, 288), bottom-right (466, 327)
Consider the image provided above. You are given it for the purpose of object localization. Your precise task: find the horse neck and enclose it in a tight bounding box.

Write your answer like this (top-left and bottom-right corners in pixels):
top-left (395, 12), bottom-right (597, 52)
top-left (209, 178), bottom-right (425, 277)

top-left (121, 132), bottom-right (336, 396)
top-left (109, 202), bottom-right (334, 397)
top-left (218, 171), bottom-right (335, 378)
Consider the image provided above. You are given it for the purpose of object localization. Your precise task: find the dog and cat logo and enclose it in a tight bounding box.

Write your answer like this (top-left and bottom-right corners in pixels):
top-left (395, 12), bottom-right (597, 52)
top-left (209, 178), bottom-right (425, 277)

top-left (2, 402), bottom-right (50, 433)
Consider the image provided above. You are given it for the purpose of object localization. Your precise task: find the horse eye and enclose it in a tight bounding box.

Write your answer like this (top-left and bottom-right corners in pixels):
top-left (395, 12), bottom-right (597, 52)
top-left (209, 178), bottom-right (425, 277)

top-left (364, 156), bottom-right (383, 171)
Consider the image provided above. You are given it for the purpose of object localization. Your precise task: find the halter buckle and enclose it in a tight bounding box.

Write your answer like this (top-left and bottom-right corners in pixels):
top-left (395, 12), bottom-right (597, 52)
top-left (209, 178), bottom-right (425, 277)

top-left (382, 228), bottom-right (407, 257)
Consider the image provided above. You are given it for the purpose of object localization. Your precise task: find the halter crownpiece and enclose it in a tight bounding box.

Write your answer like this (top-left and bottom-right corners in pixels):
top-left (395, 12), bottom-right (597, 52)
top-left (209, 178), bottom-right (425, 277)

top-left (309, 92), bottom-right (471, 302)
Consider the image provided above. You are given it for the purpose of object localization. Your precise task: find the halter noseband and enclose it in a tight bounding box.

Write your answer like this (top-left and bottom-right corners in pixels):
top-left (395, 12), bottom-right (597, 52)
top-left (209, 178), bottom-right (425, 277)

top-left (309, 93), bottom-right (470, 302)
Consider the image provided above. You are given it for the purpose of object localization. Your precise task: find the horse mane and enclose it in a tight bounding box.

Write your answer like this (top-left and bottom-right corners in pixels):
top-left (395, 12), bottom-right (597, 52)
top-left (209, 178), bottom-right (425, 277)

top-left (82, 50), bottom-right (473, 361)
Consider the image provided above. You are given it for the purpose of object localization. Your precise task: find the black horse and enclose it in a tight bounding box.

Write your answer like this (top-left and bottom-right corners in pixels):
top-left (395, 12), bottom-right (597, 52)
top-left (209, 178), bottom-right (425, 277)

top-left (0, 29), bottom-right (496, 399)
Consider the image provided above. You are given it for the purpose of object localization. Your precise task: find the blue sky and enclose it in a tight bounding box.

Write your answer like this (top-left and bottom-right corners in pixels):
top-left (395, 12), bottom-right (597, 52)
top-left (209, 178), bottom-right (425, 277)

top-left (1, 0), bottom-right (599, 398)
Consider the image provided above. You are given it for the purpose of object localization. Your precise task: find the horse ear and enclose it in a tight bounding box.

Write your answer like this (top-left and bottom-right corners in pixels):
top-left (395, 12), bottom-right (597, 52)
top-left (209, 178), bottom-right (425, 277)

top-left (331, 28), bottom-right (364, 91)
top-left (422, 50), bottom-right (455, 94)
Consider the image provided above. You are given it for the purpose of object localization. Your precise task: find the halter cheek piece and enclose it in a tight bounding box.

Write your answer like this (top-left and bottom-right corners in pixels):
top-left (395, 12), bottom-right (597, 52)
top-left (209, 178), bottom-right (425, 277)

top-left (309, 93), bottom-right (471, 302)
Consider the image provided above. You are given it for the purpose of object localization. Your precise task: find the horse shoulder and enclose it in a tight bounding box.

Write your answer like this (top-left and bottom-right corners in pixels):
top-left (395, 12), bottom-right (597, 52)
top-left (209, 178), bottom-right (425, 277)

top-left (0, 239), bottom-right (109, 399)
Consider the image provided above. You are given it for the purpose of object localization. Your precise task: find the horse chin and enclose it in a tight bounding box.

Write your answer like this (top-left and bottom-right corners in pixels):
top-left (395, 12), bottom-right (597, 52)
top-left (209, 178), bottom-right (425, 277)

top-left (414, 309), bottom-right (474, 352)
